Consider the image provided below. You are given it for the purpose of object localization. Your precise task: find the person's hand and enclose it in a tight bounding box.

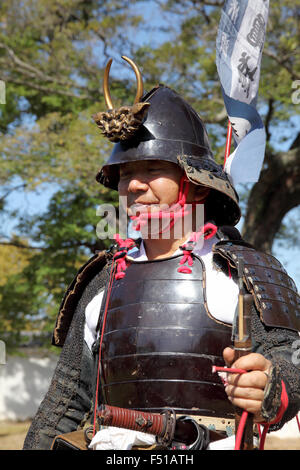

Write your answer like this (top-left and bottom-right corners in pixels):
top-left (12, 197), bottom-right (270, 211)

top-left (223, 347), bottom-right (272, 422)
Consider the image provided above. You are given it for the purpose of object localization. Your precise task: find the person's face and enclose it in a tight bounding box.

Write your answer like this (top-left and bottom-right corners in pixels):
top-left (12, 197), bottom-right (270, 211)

top-left (118, 160), bottom-right (184, 215)
top-left (118, 159), bottom-right (210, 216)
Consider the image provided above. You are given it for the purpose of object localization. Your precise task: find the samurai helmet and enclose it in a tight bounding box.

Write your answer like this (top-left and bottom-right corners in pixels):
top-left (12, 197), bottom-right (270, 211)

top-left (93, 56), bottom-right (241, 226)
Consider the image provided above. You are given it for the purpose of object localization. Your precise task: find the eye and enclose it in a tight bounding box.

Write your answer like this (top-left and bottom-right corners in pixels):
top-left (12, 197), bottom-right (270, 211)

top-left (149, 168), bottom-right (160, 173)
top-left (119, 170), bottom-right (131, 180)
top-left (149, 166), bottom-right (163, 173)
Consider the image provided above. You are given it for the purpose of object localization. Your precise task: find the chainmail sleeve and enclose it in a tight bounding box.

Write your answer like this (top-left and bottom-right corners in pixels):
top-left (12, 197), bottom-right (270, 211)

top-left (251, 304), bottom-right (300, 430)
top-left (23, 264), bottom-right (110, 450)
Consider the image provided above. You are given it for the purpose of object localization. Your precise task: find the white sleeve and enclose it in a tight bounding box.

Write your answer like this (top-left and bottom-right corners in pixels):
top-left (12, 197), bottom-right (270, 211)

top-left (202, 254), bottom-right (238, 325)
top-left (84, 290), bottom-right (105, 351)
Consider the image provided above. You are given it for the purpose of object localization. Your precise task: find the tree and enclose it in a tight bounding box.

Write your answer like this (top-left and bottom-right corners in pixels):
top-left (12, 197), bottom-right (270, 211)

top-left (0, 0), bottom-right (299, 345)
top-left (242, 141), bottom-right (300, 252)
top-left (241, 0), bottom-right (300, 252)
top-left (0, 239), bottom-right (32, 347)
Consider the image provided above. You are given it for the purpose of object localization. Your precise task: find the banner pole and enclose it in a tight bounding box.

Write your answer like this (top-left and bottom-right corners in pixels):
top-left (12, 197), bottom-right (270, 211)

top-left (224, 120), bottom-right (232, 168)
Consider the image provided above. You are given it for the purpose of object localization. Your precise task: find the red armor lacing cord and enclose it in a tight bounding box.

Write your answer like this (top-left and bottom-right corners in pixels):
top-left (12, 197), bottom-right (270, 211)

top-left (111, 222), bottom-right (217, 279)
top-left (177, 222), bottom-right (217, 274)
top-left (112, 234), bottom-right (136, 280)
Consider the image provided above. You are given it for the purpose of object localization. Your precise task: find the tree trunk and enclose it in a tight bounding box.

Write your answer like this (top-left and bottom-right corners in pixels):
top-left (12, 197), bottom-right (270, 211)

top-left (242, 140), bottom-right (300, 253)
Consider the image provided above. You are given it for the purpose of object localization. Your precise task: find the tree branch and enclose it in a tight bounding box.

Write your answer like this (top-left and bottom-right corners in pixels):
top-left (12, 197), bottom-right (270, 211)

top-left (199, 0), bottom-right (224, 7)
top-left (263, 48), bottom-right (300, 80)
top-left (264, 98), bottom-right (274, 143)
top-left (0, 76), bottom-right (93, 100)
top-left (290, 132), bottom-right (300, 150)
top-left (0, 240), bottom-right (40, 250)
top-left (201, 0), bottom-right (224, 5)
top-left (0, 41), bottom-right (70, 86)
top-left (0, 184), bottom-right (27, 204)
top-left (0, 41), bottom-right (98, 99)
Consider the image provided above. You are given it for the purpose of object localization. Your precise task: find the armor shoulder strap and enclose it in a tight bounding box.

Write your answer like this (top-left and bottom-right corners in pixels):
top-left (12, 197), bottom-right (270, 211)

top-left (52, 250), bottom-right (110, 347)
top-left (213, 240), bottom-right (300, 332)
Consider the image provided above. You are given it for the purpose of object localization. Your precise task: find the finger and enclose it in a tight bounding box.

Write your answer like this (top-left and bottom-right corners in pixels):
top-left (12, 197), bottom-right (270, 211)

top-left (226, 397), bottom-right (263, 415)
top-left (231, 353), bottom-right (270, 372)
top-left (225, 385), bottom-right (265, 402)
top-left (226, 370), bottom-right (268, 389)
top-left (223, 347), bottom-right (235, 367)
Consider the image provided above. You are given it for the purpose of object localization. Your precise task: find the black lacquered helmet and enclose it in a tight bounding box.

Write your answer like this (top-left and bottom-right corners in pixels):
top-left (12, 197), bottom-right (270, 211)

top-left (93, 57), bottom-right (240, 226)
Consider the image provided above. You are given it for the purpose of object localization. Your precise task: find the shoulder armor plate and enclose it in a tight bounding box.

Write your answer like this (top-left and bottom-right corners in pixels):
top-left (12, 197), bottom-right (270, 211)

top-left (213, 241), bottom-right (300, 332)
top-left (52, 250), bottom-right (109, 347)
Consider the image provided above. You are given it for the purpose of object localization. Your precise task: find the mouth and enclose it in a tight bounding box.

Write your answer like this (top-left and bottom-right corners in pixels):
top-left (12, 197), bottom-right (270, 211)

top-left (128, 203), bottom-right (160, 216)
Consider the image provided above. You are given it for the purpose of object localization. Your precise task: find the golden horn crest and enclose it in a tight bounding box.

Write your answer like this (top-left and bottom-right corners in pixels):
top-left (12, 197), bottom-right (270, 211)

top-left (93, 56), bottom-right (150, 143)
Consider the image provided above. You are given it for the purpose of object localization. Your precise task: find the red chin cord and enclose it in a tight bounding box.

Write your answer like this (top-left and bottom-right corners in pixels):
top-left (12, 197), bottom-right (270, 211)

top-left (129, 175), bottom-right (192, 233)
top-left (112, 177), bottom-right (217, 279)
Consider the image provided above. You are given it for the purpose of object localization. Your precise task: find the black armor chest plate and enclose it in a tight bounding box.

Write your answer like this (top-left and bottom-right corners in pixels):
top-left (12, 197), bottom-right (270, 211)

top-left (99, 254), bottom-right (234, 418)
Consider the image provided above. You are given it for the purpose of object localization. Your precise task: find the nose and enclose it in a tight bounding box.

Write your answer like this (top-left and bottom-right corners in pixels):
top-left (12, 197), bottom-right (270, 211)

top-left (128, 176), bottom-right (149, 193)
